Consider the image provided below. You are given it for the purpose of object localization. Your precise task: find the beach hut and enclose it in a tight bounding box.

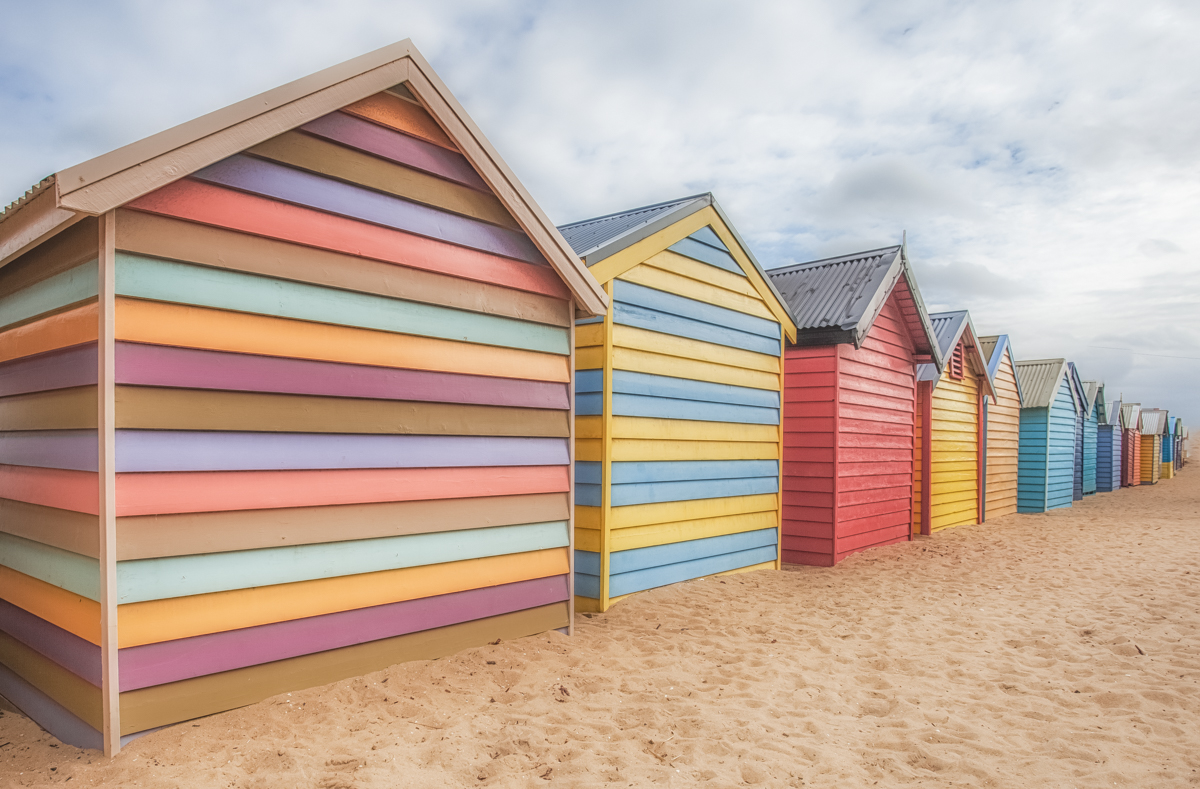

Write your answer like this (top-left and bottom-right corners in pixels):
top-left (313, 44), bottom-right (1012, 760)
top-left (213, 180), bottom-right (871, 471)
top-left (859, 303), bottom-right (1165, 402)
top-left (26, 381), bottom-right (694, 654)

top-left (1013, 359), bottom-right (1079, 512)
top-left (1139, 409), bottom-right (1166, 484)
top-left (1095, 397), bottom-right (1123, 493)
top-left (1175, 421), bottom-right (1186, 470)
top-left (0, 41), bottom-right (609, 754)
top-left (558, 194), bottom-right (796, 612)
top-left (1066, 364), bottom-right (1088, 501)
top-left (1081, 380), bottom-right (1099, 495)
top-left (766, 245), bottom-right (941, 566)
top-left (911, 311), bottom-right (997, 534)
top-left (978, 335), bottom-right (1024, 520)
top-left (1161, 416), bottom-right (1176, 480)
top-left (1120, 403), bottom-right (1142, 487)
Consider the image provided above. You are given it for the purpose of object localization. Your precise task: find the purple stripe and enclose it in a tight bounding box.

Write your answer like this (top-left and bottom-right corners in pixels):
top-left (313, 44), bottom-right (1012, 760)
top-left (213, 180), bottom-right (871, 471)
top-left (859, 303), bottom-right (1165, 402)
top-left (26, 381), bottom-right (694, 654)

top-left (0, 663), bottom-right (102, 750)
top-left (114, 343), bottom-right (569, 409)
top-left (114, 432), bottom-right (569, 472)
top-left (0, 430), bottom-right (98, 471)
top-left (194, 155), bottom-right (545, 265)
top-left (302, 112), bottom-right (490, 192)
top-left (0, 343), bottom-right (97, 397)
top-left (118, 574), bottom-right (568, 691)
top-left (0, 598), bottom-right (101, 687)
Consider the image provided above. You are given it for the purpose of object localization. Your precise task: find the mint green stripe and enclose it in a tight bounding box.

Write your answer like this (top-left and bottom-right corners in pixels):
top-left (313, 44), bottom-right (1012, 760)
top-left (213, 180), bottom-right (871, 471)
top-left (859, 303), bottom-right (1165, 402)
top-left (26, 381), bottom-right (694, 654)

top-left (113, 253), bottom-right (568, 355)
top-left (0, 260), bottom-right (99, 330)
top-left (115, 520), bottom-right (569, 604)
top-left (0, 532), bottom-right (100, 601)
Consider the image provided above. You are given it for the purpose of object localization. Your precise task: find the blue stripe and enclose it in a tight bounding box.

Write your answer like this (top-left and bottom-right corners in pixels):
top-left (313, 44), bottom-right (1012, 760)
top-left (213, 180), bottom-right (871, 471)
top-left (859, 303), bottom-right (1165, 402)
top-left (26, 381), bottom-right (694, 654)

top-left (575, 549), bottom-right (600, 576)
top-left (613, 281), bottom-right (779, 341)
top-left (611, 476), bottom-right (778, 507)
top-left (575, 316), bottom-right (604, 325)
top-left (668, 237), bottom-right (744, 276)
top-left (610, 545), bottom-right (777, 597)
top-left (576, 483), bottom-right (602, 507)
top-left (612, 392), bottom-right (778, 424)
top-left (688, 226), bottom-right (729, 251)
top-left (609, 528), bottom-right (777, 574)
top-left (576, 393), bottom-right (603, 415)
top-left (574, 568), bottom-right (601, 598)
top-left (612, 370), bottom-right (778, 408)
top-left (575, 461), bottom-right (601, 485)
top-left (613, 302), bottom-right (780, 356)
top-left (575, 369), bottom-right (603, 393)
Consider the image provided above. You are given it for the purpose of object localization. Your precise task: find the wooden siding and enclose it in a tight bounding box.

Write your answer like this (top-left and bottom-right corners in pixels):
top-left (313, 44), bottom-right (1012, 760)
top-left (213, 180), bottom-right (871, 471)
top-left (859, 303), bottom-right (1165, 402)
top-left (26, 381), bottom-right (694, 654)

top-left (1140, 435), bottom-right (1161, 484)
top-left (0, 219), bottom-right (103, 748)
top-left (1122, 428), bottom-right (1142, 487)
top-left (574, 223), bottom-right (784, 611)
top-left (1083, 411), bottom-right (1098, 494)
top-left (984, 346), bottom-right (1020, 519)
top-left (782, 289), bottom-right (917, 566)
top-left (1017, 375), bottom-right (1076, 512)
top-left (1096, 425), bottom-right (1122, 492)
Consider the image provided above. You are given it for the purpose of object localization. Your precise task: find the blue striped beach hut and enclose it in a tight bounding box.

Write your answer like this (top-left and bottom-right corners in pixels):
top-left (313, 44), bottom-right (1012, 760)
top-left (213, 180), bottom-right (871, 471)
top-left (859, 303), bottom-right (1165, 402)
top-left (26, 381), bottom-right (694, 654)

top-left (1096, 394), bottom-right (1123, 493)
top-left (1014, 359), bottom-right (1080, 512)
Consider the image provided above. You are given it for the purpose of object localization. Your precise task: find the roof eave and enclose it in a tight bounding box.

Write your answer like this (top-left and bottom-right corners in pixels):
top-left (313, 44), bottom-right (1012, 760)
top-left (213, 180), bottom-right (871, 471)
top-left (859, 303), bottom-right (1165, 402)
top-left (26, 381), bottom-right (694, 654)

top-left (900, 245), bottom-right (944, 371)
top-left (0, 178), bottom-right (85, 269)
top-left (848, 249), bottom-right (904, 350)
top-left (579, 195), bottom-right (711, 266)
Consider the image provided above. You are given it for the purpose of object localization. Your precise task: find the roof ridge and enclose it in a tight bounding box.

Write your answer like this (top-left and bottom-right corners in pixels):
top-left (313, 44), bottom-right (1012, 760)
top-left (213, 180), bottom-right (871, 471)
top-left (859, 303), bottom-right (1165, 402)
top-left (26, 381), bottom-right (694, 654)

top-left (557, 193), bottom-right (710, 229)
top-left (766, 244), bottom-right (902, 276)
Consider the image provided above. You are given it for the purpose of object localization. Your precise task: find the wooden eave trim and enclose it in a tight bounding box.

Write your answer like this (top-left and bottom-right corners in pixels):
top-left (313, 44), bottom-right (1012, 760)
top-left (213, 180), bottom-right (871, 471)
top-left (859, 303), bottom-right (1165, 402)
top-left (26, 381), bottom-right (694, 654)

top-left (0, 185), bottom-right (84, 269)
top-left (789, 328), bottom-right (858, 348)
top-left (578, 197), bottom-right (710, 266)
top-left (899, 248), bottom-right (943, 370)
top-left (402, 51), bottom-right (607, 317)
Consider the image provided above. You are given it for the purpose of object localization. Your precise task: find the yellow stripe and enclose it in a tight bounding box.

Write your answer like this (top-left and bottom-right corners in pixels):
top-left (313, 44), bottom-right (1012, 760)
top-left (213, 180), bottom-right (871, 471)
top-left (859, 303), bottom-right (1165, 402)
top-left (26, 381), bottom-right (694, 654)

top-left (576, 505), bottom-right (600, 530)
top-left (619, 258), bottom-right (775, 320)
top-left (715, 560), bottom-right (776, 578)
top-left (612, 347), bottom-right (778, 390)
top-left (576, 345), bottom-right (604, 369)
top-left (576, 415), bottom-right (602, 439)
top-left (611, 438), bottom-right (780, 461)
top-left (611, 416), bottom-right (779, 442)
top-left (575, 322), bottom-right (604, 347)
top-left (608, 493), bottom-right (778, 530)
top-left (608, 510), bottom-right (777, 552)
top-left (586, 210), bottom-right (713, 286)
top-left (574, 526), bottom-right (600, 552)
top-left (614, 324), bottom-right (779, 374)
top-left (576, 438), bottom-right (601, 461)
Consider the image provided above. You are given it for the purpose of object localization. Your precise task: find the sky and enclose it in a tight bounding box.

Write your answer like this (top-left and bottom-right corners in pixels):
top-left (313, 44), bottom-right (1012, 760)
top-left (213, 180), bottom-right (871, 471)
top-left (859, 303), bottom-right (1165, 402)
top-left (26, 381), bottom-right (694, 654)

top-left (2, 0), bottom-right (1197, 427)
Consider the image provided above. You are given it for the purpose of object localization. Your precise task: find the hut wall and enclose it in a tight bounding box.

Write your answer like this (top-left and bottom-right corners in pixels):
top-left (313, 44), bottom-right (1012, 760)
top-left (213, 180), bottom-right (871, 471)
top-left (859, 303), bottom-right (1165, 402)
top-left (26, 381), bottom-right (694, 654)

top-left (1096, 425), bottom-right (1122, 492)
top-left (1083, 412), bottom-right (1098, 495)
top-left (1017, 376), bottom-right (1075, 512)
top-left (1072, 411), bottom-right (1084, 501)
top-left (780, 291), bottom-right (916, 566)
top-left (1123, 429), bottom-right (1141, 486)
top-left (96, 92), bottom-right (574, 737)
top-left (1140, 435), bottom-right (1161, 484)
top-left (0, 219), bottom-right (105, 749)
top-left (575, 226), bottom-right (782, 610)
top-left (983, 346), bottom-right (1020, 519)
top-left (1161, 430), bottom-right (1175, 479)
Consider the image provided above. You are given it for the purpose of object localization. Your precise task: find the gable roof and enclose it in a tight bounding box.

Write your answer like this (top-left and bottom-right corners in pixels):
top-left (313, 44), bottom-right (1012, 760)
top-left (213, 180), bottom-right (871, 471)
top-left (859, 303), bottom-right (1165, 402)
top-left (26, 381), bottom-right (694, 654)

top-left (1121, 402), bottom-right (1142, 431)
top-left (977, 334), bottom-right (1025, 406)
top-left (1141, 408), bottom-right (1169, 435)
top-left (765, 244), bottom-right (940, 363)
top-left (1082, 380), bottom-right (1101, 417)
top-left (1014, 358), bottom-right (1079, 410)
top-left (914, 310), bottom-right (997, 400)
top-left (557, 193), bottom-right (796, 341)
top-left (0, 40), bottom-right (608, 316)
top-left (1103, 400), bottom-right (1123, 427)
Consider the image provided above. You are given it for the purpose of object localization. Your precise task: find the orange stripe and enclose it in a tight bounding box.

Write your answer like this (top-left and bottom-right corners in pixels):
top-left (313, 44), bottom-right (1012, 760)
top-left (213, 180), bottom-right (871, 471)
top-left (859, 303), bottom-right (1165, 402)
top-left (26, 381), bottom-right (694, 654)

top-left (125, 181), bottom-right (569, 299)
top-left (116, 547), bottom-right (569, 648)
top-left (343, 92), bottom-right (458, 151)
top-left (0, 566), bottom-right (101, 645)
top-left (0, 465), bottom-right (98, 514)
top-left (114, 465), bottom-right (570, 517)
top-left (115, 298), bottom-right (570, 383)
top-left (0, 303), bottom-right (98, 364)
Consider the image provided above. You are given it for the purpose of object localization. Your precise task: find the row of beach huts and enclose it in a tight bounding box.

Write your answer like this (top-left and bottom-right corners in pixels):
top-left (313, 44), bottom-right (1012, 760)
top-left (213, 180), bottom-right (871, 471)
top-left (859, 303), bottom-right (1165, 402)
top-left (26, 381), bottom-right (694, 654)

top-left (0, 41), bottom-right (1190, 754)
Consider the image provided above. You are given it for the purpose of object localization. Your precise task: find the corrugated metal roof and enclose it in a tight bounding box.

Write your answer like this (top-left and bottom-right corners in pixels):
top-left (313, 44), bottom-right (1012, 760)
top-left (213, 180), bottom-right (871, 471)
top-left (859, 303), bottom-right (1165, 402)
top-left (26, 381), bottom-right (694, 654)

top-left (978, 334), bottom-right (1025, 406)
top-left (1083, 380), bottom-right (1100, 415)
top-left (916, 310), bottom-right (969, 382)
top-left (557, 194), bottom-right (707, 260)
top-left (0, 175), bottom-right (55, 226)
top-left (1104, 400), bottom-right (1123, 426)
top-left (765, 246), bottom-right (900, 331)
top-left (1141, 409), bottom-right (1168, 435)
top-left (1014, 358), bottom-right (1071, 409)
top-left (1121, 403), bottom-right (1141, 431)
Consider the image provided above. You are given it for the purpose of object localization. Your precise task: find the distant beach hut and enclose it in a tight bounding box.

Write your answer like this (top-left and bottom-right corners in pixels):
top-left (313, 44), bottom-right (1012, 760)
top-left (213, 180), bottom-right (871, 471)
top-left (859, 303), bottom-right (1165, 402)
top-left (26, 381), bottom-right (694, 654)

top-left (0, 41), bottom-right (609, 754)
top-left (1139, 409), bottom-right (1167, 484)
top-left (1161, 416), bottom-right (1176, 480)
top-left (1013, 359), bottom-right (1080, 512)
top-left (1066, 364), bottom-right (1088, 501)
top-left (558, 194), bottom-right (796, 612)
top-left (1120, 403), bottom-right (1143, 487)
top-left (1081, 380), bottom-right (1100, 495)
top-left (978, 335), bottom-right (1024, 520)
top-left (766, 245), bottom-right (941, 565)
top-left (911, 311), bottom-right (997, 534)
top-left (1095, 396), bottom-right (1123, 493)
top-left (1175, 421), bottom-right (1186, 470)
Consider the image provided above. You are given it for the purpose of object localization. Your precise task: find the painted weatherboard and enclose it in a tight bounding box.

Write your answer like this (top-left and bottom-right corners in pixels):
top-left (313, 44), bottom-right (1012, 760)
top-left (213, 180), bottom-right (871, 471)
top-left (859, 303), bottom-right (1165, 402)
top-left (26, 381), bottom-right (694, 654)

top-left (0, 41), bottom-right (609, 753)
top-left (560, 194), bottom-right (796, 611)
top-left (1139, 409), bottom-right (1166, 485)
top-left (0, 219), bottom-right (103, 751)
top-left (1096, 399), bottom-right (1123, 493)
top-left (767, 245), bottom-right (939, 566)
top-left (1121, 403), bottom-right (1142, 487)
top-left (1014, 359), bottom-right (1078, 513)
top-left (911, 311), bottom-right (995, 534)
top-left (1161, 416), bottom-right (1176, 480)
top-left (979, 335), bottom-right (1022, 520)
top-left (1082, 380), bottom-right (1099, 495)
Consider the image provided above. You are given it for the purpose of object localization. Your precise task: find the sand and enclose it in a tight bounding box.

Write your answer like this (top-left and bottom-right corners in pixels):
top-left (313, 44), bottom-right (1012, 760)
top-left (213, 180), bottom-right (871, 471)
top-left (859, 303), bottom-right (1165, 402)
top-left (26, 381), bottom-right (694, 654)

top-left (3, 468), bottom-right (1199, 788)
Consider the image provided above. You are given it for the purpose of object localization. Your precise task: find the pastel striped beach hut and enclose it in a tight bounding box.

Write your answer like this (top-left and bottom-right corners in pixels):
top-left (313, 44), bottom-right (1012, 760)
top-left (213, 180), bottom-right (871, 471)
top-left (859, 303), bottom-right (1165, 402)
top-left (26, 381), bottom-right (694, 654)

top-left (0, 41), bottom-right (609, 754)
top-left (978, 335), bottom-right (1024, 520)
top-left (1013, 359), bottom-right (1080, 512)
top-left (1081, 380), bottom-right (1100, 495)
top-left (766, 245), bottom-right (941, 566)
top-left (1161, 416), bottom-right (1176, 480)
top-left (558, 195), bottom-right (796, 613)
top-left (1139, 409), bottom-right (1166, 485)
top-left (911, 311), bottom-right (997, 534)
top-left (1096, 396), bottom-right (1123, 493)
top-left (1120, 403), bottom-right (1143, 487)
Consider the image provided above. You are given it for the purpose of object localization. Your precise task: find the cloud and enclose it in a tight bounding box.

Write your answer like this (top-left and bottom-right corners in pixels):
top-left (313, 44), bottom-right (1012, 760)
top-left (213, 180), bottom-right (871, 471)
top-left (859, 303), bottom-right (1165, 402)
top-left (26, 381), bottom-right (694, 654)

top-left (1139, 238), bottom-right (1184, 257)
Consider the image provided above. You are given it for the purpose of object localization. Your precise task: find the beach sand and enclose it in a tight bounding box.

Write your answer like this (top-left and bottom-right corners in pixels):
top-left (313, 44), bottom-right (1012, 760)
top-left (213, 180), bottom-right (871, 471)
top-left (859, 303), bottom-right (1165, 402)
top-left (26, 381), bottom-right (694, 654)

top-left (3, 467), bottom-right (1198, 787)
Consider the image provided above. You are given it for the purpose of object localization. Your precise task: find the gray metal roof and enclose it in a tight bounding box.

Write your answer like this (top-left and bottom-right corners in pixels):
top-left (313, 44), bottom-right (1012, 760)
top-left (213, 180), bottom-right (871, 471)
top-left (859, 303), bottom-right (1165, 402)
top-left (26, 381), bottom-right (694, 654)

top-left (916, 310), bottom-right (969, 383)
top-left (1014, 358), bottom-right (1073, 410)
top-left (557, 194), bottom-right (708, 262)
top-left (1121, 402), bottom-right (1142, 431)
top-left (1082, 380), bottom-right (1100, 416)
top-left (1103, 400), bottom-right (1123, 426)
top-left (1140, 408), bottom-right (1168, 435)
top-left (978, 334), bottom-right (1025, 406)
top-left (0, 175), bottom-right (55, 225)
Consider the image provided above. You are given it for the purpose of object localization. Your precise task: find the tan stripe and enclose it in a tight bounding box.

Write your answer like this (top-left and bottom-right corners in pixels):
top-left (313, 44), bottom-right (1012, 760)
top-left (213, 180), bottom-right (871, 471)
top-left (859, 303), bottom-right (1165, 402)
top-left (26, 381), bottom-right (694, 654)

top-left (115, 211), bottom-right (569, 327)
top-left (117, 492), bottom-right (570, 560)
top-left (113, 386), bottom-right (568, 436)
top-left (0, 386), bottom-right (97, 429)
top-left (0, 631), bottom-right (102, 730)
top-left (0, 498), bottom-right (99, 558)
top-left (0, 219), bottom-right (98, 299)
top-left (247, 132), bottom-right (519, 229)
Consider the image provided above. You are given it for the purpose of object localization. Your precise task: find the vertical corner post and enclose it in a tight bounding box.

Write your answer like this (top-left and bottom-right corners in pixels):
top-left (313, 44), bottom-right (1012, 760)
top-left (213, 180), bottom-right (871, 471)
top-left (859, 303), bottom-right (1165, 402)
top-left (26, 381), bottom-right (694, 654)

top-left (599, 281), bottom-right (615, 612)
top-left (97, 211), bottom-right (119, 755)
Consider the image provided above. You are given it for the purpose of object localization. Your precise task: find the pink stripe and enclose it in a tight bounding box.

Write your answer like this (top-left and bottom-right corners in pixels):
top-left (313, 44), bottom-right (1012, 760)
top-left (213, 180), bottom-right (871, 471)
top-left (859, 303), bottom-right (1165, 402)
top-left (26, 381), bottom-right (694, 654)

top-left (114, 342), bottom-right (568, 409)
top-left (118, 575), bottom-right (568, 690)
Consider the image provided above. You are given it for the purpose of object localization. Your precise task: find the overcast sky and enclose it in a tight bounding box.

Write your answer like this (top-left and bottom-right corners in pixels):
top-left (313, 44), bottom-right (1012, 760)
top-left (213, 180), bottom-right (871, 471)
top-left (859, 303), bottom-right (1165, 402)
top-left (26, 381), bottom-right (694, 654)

top-left (2, 1), bottom-right (1197, 427)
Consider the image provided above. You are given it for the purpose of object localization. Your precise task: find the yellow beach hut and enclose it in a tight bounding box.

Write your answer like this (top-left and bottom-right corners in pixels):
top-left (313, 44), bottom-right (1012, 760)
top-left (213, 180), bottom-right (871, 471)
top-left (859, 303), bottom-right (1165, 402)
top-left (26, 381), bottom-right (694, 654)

top-left (1139, 409), bottom-right (1167, 485)
top-left (558, 194), bottom-right (796, 613)
top-left (912, 311), bottom-right (998, 535)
